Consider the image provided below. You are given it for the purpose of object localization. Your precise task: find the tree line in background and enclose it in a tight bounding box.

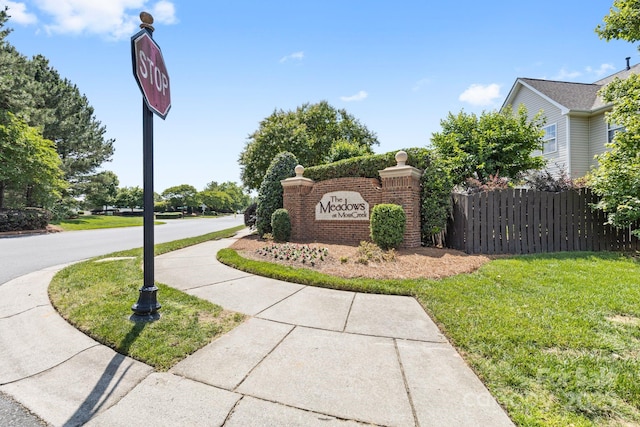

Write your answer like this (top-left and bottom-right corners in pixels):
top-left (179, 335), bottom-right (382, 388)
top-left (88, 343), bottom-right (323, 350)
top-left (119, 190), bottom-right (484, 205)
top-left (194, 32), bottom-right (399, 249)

top-left (241, 103), bottom-right (550, 243)
top-left (0, 8), bottom-right (113, 216)
top-left (86, 177), bottom-right (251, 215)
top-left (3, 0), bottom-right (636, 237)
top-left (0, 8), bottom-right (252, 220)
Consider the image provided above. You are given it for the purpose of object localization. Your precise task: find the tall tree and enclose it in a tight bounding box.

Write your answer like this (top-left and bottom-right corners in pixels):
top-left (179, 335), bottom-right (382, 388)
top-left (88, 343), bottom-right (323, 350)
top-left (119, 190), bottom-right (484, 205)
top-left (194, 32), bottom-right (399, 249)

top-left (596, 0), bottom-right (640, 45)
top-left (81, 171), bottom-right (120, 211)
top-left (1, 11), bottom-right (114, 203)
top-left (114, 186), bottom-right (143, 211)
top-left (239, 101), bottom-right (378, 190)
top-left (0, 9), bottom-right (35, 121)
top-left (0, 111), bottom-right (66, 209)
top-left (26, 55), bottom-right (114, 190)
top-left (591, 1), bottom-right (640, 235)
top-left (217, 181), bottom-right (251, 212)
top-left (161, 184), bottom-right (199, 212)
top-left (431, 105), bottom-right (546, 185)
top-left (591, 74), bottom-right (640, 234)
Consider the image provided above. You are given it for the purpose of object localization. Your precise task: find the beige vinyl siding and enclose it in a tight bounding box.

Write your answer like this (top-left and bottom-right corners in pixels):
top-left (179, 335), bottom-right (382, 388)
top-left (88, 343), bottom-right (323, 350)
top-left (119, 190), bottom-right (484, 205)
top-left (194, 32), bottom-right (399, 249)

top-left (569, 115), bottom-right (590, 178)
top-left (589, 113), bottom-right (609, 165)
top-left (507, 86), bottom-right (567, 176)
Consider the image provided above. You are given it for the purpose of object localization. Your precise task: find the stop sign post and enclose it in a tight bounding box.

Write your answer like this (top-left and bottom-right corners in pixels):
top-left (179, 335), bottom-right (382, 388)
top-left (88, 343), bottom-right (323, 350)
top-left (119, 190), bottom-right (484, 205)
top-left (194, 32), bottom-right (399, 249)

top-left (130, 12), bottom-right (170, 320)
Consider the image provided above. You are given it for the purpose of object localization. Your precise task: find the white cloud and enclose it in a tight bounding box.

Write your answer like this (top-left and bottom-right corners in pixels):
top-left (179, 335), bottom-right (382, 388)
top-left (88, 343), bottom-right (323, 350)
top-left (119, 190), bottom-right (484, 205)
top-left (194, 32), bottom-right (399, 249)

top-left (458, 83), bottom-right (501, 106)
top-left (152, 0), bottom-right (176, 24)
top-left (280, 51), bottom-right (304, 63)
top-left (552, 67), bottom-right (582, 81)
top-left (340, 90), bottom-right (368, 102)
top-left (0, 1), bottom-right (37, 24)
top-left (412, 77), bottom-right (431, 92)
top-left (586, 63), bottom-right (615, 77)
top-left (30, 0), bottom-right (177, 40)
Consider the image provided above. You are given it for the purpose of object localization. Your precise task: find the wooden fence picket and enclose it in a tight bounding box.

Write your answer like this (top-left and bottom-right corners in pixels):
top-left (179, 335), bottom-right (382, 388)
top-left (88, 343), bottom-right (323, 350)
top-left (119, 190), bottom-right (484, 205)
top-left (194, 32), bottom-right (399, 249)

top-left (446, 188), bottom-right (640, 254)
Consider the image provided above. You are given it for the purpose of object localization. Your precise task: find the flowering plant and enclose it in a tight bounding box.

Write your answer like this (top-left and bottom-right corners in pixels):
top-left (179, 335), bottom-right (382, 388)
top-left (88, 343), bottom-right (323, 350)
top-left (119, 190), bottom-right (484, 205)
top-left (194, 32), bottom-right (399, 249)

top-left (256, 243), bottom-right (329, 267)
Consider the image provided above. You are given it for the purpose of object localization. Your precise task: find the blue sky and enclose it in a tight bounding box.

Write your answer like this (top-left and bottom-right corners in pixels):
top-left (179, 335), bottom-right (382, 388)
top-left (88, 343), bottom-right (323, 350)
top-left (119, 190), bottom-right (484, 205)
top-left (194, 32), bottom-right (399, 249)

top-left (0, 0), bottom-right (634, 193)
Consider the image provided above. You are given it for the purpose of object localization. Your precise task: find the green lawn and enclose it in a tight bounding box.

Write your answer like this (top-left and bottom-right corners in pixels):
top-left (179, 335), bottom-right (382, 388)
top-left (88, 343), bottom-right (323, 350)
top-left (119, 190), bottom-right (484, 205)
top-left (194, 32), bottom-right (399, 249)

top-left (49, 225), bottom-right (246, 371)
top-left (47, 223), bottom-right (640, 425)
top-left (217, 248), bottom-right (640, 426)
top-left (52, 215), bottom-right (162, 230)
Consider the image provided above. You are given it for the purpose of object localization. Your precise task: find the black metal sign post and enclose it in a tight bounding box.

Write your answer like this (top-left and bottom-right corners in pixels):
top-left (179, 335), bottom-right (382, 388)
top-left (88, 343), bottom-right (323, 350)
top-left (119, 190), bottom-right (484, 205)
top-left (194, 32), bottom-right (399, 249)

top-left (130, 12), bottom-right (171, 320)
top-left (130, 96), bottom-right (160, 320)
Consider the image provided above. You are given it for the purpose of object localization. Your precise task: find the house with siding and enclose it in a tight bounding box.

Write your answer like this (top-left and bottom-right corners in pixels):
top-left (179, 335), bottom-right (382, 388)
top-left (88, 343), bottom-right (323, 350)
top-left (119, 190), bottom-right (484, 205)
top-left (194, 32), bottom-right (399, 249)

top-left (501, 62), bottom-right (640, 178)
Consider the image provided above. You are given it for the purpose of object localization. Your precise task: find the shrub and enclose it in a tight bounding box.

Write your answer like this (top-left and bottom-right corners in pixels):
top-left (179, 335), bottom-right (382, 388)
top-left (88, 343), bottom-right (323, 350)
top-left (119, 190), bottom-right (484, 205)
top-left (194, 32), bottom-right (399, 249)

top-left (356, 240), bottom-right (397, 265)
top-left (421, 153), bottom-right (454, 245)
top-left (244, 202), bottom-right (257, 229)
top-left (370, 204), bottom-right (406, 250)
top-left (271, 208), bottom-right (291, 242)
top-left (256, 152), bottom-right (298, 237)
top-left (50, 197), bottom-right (80, 221)
top-left (462, 172), bottom-right (510, 194)
top-left (155, 212), bottom-right (183, 219)
top-left (0, 208), bottom-right (52, 232)
top-left (116, 211), bottom-right (144, 217)
top-left (304, 147), bottom-right (429, 182)
top-left (524, 167), bottom-right (578, 192)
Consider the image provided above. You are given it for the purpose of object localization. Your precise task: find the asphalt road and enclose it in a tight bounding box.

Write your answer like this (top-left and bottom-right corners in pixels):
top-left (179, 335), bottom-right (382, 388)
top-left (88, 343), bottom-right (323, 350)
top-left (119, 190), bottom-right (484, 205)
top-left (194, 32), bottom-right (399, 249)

top-left (0, 215), bottom-right (245, 425)
top-left (0, 215), bottom-right (245, 285)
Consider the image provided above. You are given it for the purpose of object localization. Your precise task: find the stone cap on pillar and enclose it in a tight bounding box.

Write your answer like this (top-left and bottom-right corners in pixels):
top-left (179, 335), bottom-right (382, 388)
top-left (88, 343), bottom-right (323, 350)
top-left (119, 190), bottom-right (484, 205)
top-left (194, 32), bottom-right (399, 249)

top-left (378, 151), bottom-right (422, 180)
top-left (281, 165), bottom-right (314, 187)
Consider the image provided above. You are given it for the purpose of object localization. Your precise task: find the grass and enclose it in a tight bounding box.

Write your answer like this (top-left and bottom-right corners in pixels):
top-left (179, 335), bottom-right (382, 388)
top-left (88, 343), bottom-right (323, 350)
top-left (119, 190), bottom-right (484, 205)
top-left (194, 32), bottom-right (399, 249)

top-left (52, 214), bottom-right (163, 230)
top-left (217, 248), bottom-right (640, 426)
top-left (48, 225), bottom-right (246, 371)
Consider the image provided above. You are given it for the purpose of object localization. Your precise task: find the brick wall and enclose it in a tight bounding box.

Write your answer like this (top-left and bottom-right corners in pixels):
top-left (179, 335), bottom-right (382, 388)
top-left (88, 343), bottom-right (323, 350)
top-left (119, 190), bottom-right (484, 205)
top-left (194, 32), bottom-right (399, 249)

top-left (282, 155), bottom-right (423, 247)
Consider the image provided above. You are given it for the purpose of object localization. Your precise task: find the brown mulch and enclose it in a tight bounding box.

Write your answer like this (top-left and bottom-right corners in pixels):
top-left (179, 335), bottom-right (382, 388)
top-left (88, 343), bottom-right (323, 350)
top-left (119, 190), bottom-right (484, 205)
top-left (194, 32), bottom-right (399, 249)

top-left (229, 234), bottom-right (492, 280)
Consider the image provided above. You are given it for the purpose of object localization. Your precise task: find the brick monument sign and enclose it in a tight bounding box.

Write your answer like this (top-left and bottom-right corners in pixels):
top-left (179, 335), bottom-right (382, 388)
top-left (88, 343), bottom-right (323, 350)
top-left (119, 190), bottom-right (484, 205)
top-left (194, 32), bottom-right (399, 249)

top-left (281, 151), bottom-right (422, 248)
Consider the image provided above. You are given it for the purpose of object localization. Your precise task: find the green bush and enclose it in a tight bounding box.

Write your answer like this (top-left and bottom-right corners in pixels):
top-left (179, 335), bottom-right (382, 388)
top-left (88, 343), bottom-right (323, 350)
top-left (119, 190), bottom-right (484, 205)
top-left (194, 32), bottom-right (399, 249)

top-left (370, 204), bottom-right (406, 250)
top-left (0, 208), bottom-right (52, 232)
top-left (421, 153), bottom-right (454, 243)
top-left (271, 208), bottom-right (291, 242)
top-left (155, 212), bottom-right (183, 219)
top-left (256, 152), bottom-right (298, 237)
top-left (304, 147), bottom-right (429, 182)
top-left (244, 202), bottom-right (257, 229)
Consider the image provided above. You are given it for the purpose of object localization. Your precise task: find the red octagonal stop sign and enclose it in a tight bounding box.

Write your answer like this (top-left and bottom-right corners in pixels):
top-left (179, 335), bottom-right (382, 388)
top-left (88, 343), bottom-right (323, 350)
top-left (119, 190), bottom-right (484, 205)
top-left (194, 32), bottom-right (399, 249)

top-left (131, 30), bottom-right (171, 119)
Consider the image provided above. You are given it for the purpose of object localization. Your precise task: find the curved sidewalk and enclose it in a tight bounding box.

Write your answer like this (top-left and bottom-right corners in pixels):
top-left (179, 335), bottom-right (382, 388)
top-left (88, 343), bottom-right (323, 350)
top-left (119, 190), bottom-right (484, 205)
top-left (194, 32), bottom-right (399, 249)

top-left (0, 232), bottom-right (514, 426)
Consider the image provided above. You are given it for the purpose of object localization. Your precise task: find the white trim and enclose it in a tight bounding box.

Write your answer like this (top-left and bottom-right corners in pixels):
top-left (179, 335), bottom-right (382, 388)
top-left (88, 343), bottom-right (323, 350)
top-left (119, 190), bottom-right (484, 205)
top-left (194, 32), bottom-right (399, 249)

top-left (565, 115), bottom-right (571, 177)
top-left (542, 123), bottom-right (558, 154)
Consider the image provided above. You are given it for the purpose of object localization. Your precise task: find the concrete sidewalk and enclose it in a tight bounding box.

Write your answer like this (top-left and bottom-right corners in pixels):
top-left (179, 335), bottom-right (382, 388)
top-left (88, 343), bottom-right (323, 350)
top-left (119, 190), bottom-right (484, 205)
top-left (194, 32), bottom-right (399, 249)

top-left (0, 230), bottom-right (514, 426)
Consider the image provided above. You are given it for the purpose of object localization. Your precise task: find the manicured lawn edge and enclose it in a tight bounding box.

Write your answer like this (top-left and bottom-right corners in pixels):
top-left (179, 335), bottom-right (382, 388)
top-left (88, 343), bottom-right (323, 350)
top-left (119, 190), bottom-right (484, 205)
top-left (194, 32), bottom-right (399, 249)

top-left (217, 247), bottom-right (640, 426)
top-left (49, 225), bottom-right (247, 371)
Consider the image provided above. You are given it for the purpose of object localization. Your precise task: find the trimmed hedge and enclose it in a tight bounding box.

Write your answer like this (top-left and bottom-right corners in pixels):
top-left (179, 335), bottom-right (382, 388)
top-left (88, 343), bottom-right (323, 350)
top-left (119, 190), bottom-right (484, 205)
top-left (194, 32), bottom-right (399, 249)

top-left (116, 211), bottom-right (144, 217)
top-left (155, 212), bottom-right (183, 219)
top-left (271, 208), bottom-right (291, 242)
top-left (0, 208), bottom-right (52, 232)
top-left (304, 147), bottom-right (429, 181)
top-left (370, 204), bottom-right (406, 250)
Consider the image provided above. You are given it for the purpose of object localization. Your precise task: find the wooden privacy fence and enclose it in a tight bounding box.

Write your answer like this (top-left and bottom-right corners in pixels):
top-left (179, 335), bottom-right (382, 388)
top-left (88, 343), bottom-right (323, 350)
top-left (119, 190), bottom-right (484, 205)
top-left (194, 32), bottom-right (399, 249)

top-left (446, 188), bottom-right (640, 254)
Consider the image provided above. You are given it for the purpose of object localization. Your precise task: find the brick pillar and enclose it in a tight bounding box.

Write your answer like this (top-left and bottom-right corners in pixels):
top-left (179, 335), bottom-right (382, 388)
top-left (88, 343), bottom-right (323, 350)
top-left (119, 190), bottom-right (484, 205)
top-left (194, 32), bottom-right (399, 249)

top-left (379, 151), bottom-right (423, 248)
top-left (281, 165), bottom-right (314, 241)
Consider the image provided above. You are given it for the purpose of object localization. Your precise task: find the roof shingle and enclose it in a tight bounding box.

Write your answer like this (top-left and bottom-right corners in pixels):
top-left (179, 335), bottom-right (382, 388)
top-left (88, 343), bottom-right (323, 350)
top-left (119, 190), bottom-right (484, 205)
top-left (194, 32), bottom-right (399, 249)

top-left (514, 63), bottom-right (640, 112)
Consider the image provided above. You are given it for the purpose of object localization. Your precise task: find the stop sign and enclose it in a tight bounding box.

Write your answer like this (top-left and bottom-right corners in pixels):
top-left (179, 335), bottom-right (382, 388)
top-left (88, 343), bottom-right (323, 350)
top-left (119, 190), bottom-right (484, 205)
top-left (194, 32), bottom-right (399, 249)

top-left (131, 30), bottom-right (171, 119)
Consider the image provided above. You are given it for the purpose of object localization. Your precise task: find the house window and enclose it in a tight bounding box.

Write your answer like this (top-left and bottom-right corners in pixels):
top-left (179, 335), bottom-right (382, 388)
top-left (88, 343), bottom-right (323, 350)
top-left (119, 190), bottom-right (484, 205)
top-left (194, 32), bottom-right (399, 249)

top-left (542, 124), bottom-right (557, 154)
top-left (607, 123), bottom-right (624, 143)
